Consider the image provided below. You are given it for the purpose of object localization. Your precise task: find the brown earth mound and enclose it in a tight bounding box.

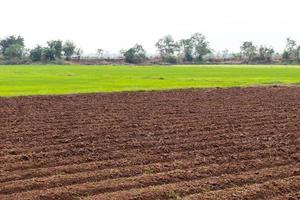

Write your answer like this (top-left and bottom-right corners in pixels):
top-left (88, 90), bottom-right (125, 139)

top-left (0, 87), bottom-right (299, 200)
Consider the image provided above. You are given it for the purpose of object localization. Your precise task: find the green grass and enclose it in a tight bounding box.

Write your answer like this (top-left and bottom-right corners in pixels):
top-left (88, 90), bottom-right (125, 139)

top-left (0, 65), bottom-right (300, 96)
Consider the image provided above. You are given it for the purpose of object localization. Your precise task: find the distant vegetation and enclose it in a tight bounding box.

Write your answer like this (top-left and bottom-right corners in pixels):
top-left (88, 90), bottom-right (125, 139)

top-left (0, 34), bottom-right (300, 65)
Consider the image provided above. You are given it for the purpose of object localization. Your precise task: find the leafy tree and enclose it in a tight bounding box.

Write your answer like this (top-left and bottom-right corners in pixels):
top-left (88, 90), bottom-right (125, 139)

top-left (0, 35), bottom-right (24, 54)
top-left (282, 38), bottom-right (298, 61)
top-left (191, 33), bottom-right (211, 61)
top-left (240, 41), bottom-right (257, 63)
top-left (258, 46), bottom-right (274, 63)
top-left (4, 44), bottom-right (24, 60)
top-left (63, 41), bottom-right (76, 60)
top-left (30, 46), bottom-right (43, 62)
top-left (285, 38), bottom-right (297, 54)
top-left (122, 44), bottom-right (146, 64)
top-left (180, 38), bottom-right (194, 62)
top-left (47, 40), bottom-right (62, 59)
top-left (179, 33), bottom-right (211, 62)
top-left (42, 47), bottom-right (55, 61)
top-left (155, 35), bottom-right (179, 63)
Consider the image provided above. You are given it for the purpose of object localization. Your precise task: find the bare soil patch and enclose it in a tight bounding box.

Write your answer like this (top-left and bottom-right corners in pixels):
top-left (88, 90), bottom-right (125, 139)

top-left (0, 87), bottom-right (299, 199)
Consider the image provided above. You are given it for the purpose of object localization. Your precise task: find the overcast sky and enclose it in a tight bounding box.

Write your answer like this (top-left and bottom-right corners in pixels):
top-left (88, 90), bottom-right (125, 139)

top-left (1, 0), bottom-right (299, 55)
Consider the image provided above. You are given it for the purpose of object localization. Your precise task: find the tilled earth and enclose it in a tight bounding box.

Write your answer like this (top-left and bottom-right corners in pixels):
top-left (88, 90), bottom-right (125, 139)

top-left (0, 87), bottom-right (299, 200)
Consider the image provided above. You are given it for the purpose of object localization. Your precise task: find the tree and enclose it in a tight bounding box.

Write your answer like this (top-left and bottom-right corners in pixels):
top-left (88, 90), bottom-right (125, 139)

top-left (75, 48), bottom-right (83, 60)
top-left (282, 51), bottom-right (289, 61)
top-left (30, 46), bottom-right (43, 62)
top-left (47, 40), bottom-right (62, 59)
top-left (42, 47), bottom-right (55, 61)
top-left (191, 33), bottom-right (211, 61)
top-left (63, 41), bottom-right (76, 60)
top-left (283, 38), bottom-right (298, 61)
top-left (155, 35), bottom-right (179, 63)
top-left (257, 46), bottom-right (275, 63)
top-left (285, 38), bottom-right (297, 54)
top-left (97, 49), bottom-right (104, 58)
top-left (179, 33), bottom-right (211, 62)
top-left (122, 44), bottom-right (146, 64)
top-left (221, 49), bottom-right (230, 59)
top-left (240, 41), bottom-right (257, 63)
top-left (0, 35), bottom-right (24, 54)
top-left (3, 43), bottom-right (24, 61)
top-left (180, 38), bottom-right (194, 62)
top-left (297, 46), bottom-right (300, 61)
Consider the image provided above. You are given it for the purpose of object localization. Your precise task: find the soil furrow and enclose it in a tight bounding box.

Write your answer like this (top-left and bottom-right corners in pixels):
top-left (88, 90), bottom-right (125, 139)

top-left (1, 87), bottom-right (299, 199)
top-left (184, 176), bottom-right (300, 200)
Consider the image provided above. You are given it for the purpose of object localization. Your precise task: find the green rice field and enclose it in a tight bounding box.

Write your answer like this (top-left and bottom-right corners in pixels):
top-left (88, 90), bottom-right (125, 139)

top-left (0, 65), bottom-right (300, 96)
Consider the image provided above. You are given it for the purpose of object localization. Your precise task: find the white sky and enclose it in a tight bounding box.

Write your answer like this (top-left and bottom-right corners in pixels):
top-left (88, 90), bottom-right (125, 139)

top-left (1, 0), bottom-right (300, 55)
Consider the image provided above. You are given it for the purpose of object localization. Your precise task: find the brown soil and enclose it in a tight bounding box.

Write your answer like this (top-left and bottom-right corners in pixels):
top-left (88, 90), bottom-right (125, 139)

top-left (0, 87), bottom-right (299, 200)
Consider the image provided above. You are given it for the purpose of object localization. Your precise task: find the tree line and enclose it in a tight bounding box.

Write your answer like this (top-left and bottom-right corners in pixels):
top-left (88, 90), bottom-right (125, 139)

top-left (0, 34), bottom-right (300, 64)
top-left (0, 36), bottom-right (82, 64)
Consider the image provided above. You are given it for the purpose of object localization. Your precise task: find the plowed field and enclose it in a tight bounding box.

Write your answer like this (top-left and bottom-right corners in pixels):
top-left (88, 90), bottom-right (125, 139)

top-left (0, 87), bottom-right (299, 200)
